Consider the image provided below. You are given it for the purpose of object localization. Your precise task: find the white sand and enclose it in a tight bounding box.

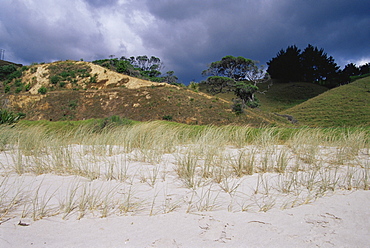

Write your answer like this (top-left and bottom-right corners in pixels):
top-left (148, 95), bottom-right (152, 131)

top-left (0, 145), bottom-right (369, 247)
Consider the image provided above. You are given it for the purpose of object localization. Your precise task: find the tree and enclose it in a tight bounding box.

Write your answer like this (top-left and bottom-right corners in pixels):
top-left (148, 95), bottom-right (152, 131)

top-left (202, 56), bottom-right (267, 109)
top-left (162, 71), bottom-right (178, 85)
top-left (234, 82), bottom-right (260, 108)
top-left (300, 44), bottom-right (339, 83)
top-left (359, 63), bottom-right (370, 75)
top-left (267, 44), bottom-right (340, 85)
top-left (337, 63), bottom-right (360, 84)
top-left (0, 64), bottom-right (17, 80)
top-left (94, 55), bottom-right (179, 84)
top-left (121, 55), bottom-right (163, 72)
top-left (202, 56), bottom-right (267, 84)
top-left (267, 45), bottom-right (301, 82)
top-left (204, 76), bottom-right (235, 94)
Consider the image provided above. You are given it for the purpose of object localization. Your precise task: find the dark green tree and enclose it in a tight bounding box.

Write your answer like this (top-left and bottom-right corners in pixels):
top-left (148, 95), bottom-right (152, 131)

top-left (0, 64), bottom-right (18, 80)
top-left (359, 63), bottom-right (370, 75)
top-left (267, 45), bottom-right (302, 82)
top-left (300, 44), bottom-right (339, 83)
top-left (267, 44), bottom-right (340, 85)
top-left (204, 76), bottom-right (235, 94)
top-left (234, 82), bottom-right (260, 108)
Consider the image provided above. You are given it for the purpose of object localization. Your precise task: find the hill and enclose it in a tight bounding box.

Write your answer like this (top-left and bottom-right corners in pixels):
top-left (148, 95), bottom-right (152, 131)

top-left (0, 60), bottom-right (23, 67)
top-left (281, 76), bottom-right (370, 127)
top-left (199, 80), bottom-right (329, 113)
top-left (0, 61), bottom-right (286, 126)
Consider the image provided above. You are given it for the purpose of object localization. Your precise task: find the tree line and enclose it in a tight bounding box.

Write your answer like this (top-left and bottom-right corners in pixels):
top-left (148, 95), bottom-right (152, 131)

top-left (267, 44), bottom-right (370, 87)
top-left (92, 55), bottom-right (179, 85)
top-left (200, 45), bottom-right (369, 113)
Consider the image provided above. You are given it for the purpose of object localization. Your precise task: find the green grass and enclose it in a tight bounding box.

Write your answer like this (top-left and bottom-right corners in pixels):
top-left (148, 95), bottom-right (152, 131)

top-left (199, 80), bottom-right (329, 113)
top-left (256, 81), bottom-right (329, 112)
top-left (282, 76), bottom-right (370, 127)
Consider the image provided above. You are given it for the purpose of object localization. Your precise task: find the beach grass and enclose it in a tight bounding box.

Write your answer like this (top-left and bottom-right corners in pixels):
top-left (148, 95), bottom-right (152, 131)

top-left (0, 121), bottom-right (369, 220)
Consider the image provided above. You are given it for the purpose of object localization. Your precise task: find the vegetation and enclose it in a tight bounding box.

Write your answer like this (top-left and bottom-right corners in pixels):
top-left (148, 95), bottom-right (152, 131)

top-left (0, 52), bottom-right (368, 128)
top-left (267, 44), bottom-right (370, 88)
top-left (92, 55), bottom-right (178, 84)
top-left (47, 61), bottom-right (93, 90)
top-left (201, 56), bottom-right (268, 110)
top-left (282, 76), bottom-right (370, 127)
top-left (255, 81), bottom-right (329, 112)
top-left (0, 121), bottom-right (368, 220)
top-left (0, 109), bottom-right (25, 124)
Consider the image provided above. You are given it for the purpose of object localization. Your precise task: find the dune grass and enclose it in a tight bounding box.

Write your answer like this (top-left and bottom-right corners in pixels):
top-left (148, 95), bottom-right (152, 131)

top-left (0, 121), bottom-right (369, 221)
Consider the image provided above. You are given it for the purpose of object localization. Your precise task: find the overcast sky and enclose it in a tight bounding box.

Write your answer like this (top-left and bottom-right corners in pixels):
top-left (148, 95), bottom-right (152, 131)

top-left (1, 0), bottom-right (369, 83)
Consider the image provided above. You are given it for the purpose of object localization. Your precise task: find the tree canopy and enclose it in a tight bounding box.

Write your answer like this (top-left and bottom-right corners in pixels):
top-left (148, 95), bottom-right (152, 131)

top-left (202, 55), bottom-right (267, 84)
top-left (267, 44), bottom-right (340, 85)
top-left (202, 56), bottom-right (268, 110)
top-left (93, 55), bottom-right (178, 84)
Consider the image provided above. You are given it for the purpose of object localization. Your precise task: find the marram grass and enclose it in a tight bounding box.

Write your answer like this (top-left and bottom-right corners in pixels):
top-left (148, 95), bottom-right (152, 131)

top-left (0, 121), bottom-right (368, 220)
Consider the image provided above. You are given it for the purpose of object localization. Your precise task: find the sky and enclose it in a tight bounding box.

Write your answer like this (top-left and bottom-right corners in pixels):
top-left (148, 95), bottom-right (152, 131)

top-left (1, 0), bottom-right (369, 84)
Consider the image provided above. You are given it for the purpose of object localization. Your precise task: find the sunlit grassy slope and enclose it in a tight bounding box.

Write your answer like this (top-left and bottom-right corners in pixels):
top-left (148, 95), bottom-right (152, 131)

top-left (281, 76), bottom-right (370, 127)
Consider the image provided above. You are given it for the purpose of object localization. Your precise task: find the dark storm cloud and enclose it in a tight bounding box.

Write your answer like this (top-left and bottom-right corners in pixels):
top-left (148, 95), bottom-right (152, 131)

top-left (140, 0), bottom-right (370, 83)
top-left (0, 0), bottom-right (369, 84)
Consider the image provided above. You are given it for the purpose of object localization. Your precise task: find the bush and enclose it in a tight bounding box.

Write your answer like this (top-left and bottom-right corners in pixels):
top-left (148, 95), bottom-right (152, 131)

top-left (25, 83), bottom-right (31, 91)
top-left (0, 64), bottom-right (17, 80)
top-left (232, 99), bottom-right (244, 115)
top-left (4, 85), bottom-right (10, 93)
top-left (50, 75), bottom-right (60, 84)
top-left (6, 70), bottom-right (22, 81)
top-left (38, 86), bottom-right (47, 94)
top-left (246, 98), bottom-right (260, 108)
top-left (0, 109), bottom-right (25, 124)
top-left (188, 81), bottom-right (199, 92)
top-left (162, 115), bottom-right (173, 121)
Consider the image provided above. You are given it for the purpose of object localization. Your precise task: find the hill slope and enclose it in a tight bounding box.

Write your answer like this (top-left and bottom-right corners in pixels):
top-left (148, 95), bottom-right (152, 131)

top-left (0, 61), bottom-right (286, 126)
top-left (281, 77), bottom-right (370, 127)
top-left (199, 80), bottom-right (329, 113)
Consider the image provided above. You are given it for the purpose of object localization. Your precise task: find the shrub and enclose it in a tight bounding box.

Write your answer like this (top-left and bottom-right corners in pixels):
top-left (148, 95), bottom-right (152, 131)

top-left (89, 74), bottom-right (98, 83)
top-left (246, 98), bottom-right (260, 108)
top-left (0, 109), bottom-right (25, 124)
top-left (4, 85), bottom-right (10, 93)
top-left (38, 86), bottom-right (47, 94)
top-left (15, 87), bottom-right (23, 93)
top-left (25, 83), bottom-right (31, 91)
top-left (162, 115), bottom-right (173, 121)
top-left (6, 70), bottom-right (22, 81)
top-left (0, 64), bottom-right (17, 80)
top-left (188, 81), bottom-right (199, 92)
top-left (50, 75), bottom-right (60, 84)
top-left (232, 99), bottom-right (244, 115)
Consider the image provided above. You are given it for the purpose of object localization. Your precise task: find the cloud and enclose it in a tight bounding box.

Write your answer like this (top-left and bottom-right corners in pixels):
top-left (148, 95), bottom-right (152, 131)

top-left (0, 0), bottom-right (369, 83)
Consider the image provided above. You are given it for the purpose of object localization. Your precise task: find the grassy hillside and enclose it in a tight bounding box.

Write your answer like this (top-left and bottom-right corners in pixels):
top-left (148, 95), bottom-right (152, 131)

top-left (199, 80), bottom-right (329, 113)
top-left (0, 61), bottom-right (287, 126)
top-left (256, 81), bottom-right (329, 112)
top-left (281, 76), bottom-right (370, 127)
